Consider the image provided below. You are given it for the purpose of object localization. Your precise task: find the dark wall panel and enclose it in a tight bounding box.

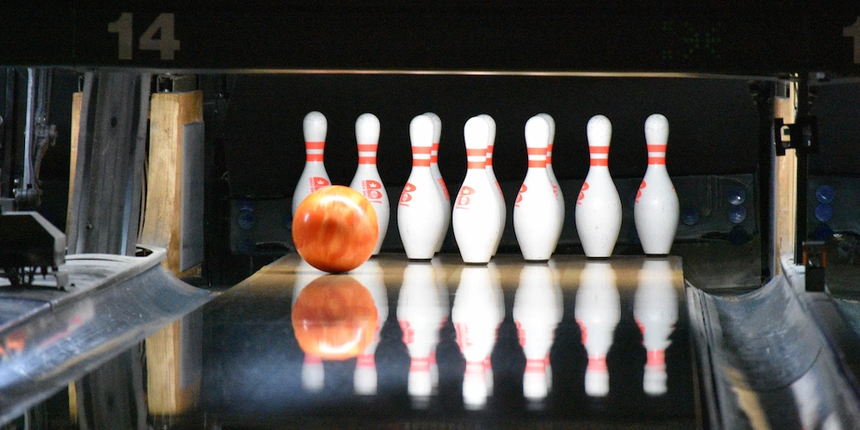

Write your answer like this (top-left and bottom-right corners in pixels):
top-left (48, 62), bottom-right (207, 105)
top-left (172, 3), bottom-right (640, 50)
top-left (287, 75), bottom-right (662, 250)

top-left (220, 75), bottom-right (759, 199)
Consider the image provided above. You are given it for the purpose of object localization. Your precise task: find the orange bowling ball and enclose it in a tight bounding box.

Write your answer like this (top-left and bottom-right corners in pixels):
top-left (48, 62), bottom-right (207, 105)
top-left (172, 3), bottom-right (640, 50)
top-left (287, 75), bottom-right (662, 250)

top-left (292, 185), bottom-right (379, 273)
top-left (291, 275), bottom-right (378, 361)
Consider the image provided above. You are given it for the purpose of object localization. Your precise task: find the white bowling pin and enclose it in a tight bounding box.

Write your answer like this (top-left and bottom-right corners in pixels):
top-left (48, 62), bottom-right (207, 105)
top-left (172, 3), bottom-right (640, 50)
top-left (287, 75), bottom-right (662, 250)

top-left (575, 115), bottom-right (622, 258)
top-left (350, 113), bottom-right (389, 255)
top-left (514, 115), bottom-right (564, 261)
top-left (513, 264), bottom-right (562, 401)
top-left (634, 258), bottom-right (678, 396)
top-left (480, 114), bottom-right (506, 256)
top-left (575, 260), bottom-right (620, 397)
top-left (292, 111), bottom-right (331, 216)
top-left (539, 114), bottom-right (565, 238)
top-left (425, 113), bottom-right (451, 253)
top-left (453, 266), bottom-right (502, 409)
top-left (398, 115), bottom-right (448, 259)
top-left (634, 114), bottom-right (680, 255)
top-left (397, 263), bottom-right (445, 400)
top-left (350, 260), bottom-right (389, 395)
top-left (453, 116), bottom-right (502, 264)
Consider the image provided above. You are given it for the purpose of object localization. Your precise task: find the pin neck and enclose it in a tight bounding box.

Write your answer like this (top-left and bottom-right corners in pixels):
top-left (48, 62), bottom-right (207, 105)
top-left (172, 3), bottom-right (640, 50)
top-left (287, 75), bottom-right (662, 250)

top-left (412, 147), bottom-right (431, 166)
top-left (357, 143), bottom-right (377, 165)
top-left (466, 148), bottom-right (486, 169)
top-left (646, 143), bottom-right (667, 166)
top-left (588, 144), bottom-right (609, 167)
top-left (526, 146), bottom-right (547, 168)
top-left (305, 140), bottom-right (325, 162)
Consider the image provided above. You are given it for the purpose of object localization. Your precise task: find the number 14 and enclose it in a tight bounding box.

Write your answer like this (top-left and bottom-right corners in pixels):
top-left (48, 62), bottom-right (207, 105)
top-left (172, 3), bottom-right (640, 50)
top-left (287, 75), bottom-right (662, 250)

top-left (108, 13), bottom-right (181, 61)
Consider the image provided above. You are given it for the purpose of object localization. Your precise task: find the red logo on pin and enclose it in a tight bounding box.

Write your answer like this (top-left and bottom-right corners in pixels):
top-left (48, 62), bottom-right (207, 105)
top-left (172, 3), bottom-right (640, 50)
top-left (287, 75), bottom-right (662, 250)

top-left (438, 178), bottom-right (450, 200)
top-left (456, 186), bottom-right (475, 208)
top-left (363, 180), bottom-right (384, 201)
top-left (455, 322), bottom-right (472, 351)
top-left (577, 182), bottom-right (589, 205)
top-left (516, 321), bottom-right (526, 347)
top-left (309, 177), bottom-right (330, 192)
top-left (399, 183), bottom-right (416, 206)
top-left (399, 320), bottom-right (414, 345)
top-left (515, 184), bottom-right (527, 207)
top-left (636, 180), bottom-right (646, 203)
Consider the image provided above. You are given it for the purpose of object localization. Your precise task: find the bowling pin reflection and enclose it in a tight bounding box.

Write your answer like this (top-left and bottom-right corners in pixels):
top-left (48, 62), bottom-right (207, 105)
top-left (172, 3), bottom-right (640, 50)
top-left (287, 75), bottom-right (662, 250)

top-left (431, 257), bottom-right (451, 393)
top-left (513, 264), bottom-right (562, 401)
top-left (350, 260), bottom-right (389, 395)
top-left (292, 273), bottom-right (378, 394)
top-left (575, 261), bottom-right (620, 397)
top-left (397, 263), bottom-right (446, 405)
top-left (301, 354), bottom-right (325, 393)
top-left (547, 259), bottom-right (565, 391)
top-left (293, 260), bottom-right (326, 392)
top-left (453, 266), bottom-right (503, 410)
top-left (634, 259), bottom-right (678, 396)
top-left (485, 262), bottom-right (505, 396)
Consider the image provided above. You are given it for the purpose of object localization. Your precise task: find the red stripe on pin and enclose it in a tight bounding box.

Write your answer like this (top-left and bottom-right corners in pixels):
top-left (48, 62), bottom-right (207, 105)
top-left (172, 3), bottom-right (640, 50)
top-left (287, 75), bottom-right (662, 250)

top-left (647, 144), bottom-right (667, 153)
top-left (590, 159), bottom-right (608, 166)
top-left (357, 354), bottom-right (375, 367)
top-left (528, 160), bottom-right (547, 168)
top-left (468, 161), bottom-right (485, 169)
top-left (647, 349), bottom-right (666, 366)
top-left (358, 156), bottom-right (376, 164)
top-left (588, 356), bottom-right (608, 371)
top-left (305, 141), bottom-right (325, 150)
top-left (412, 146), bottom-right (432, 155)
top-left (357, 144), bottom-right (377, 152)
top-left (527, 147), bottom-right (547, 156)
top-left (466, 148), bottom-right (486, 157)
top-left (411, 357), bottom-right (430, 372)
top-left (525, 359), bottom-right (546, 372)
top-left (648, 157), bottom-right (666, 165)
top-left (306, 154), bottom-right (324, 162)
top-left (413, 159), bottom-right (431, 167)
top-left (590, 146), bottom-right (610, 154)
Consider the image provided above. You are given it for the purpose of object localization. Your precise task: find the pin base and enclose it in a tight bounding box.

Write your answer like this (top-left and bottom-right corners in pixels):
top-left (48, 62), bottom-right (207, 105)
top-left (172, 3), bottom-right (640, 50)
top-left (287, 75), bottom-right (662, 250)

top-left (523, 259), bottom-right (551, 264)
top-left (584, 256), bottom-right (612, 261)
top-left (644, 253), bottom-right (671, 259)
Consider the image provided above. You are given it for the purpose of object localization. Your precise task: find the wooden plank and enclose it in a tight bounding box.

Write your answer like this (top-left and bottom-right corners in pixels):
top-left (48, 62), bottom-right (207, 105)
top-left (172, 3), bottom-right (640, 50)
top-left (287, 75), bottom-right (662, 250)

top-left (774, 92), bottom-right (797, 273)
top-left (66, 92), bottom-right (81, 235)
top-left (139, 90), bottom-right (203, 275)
top-left (141, 90), bottom-right (204, 416)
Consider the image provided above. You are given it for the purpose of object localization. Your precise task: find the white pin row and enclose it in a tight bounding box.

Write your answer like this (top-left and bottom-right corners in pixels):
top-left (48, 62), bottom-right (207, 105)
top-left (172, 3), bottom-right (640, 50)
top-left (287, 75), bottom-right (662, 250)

top-left (292, 111), bottom-right (680, 262)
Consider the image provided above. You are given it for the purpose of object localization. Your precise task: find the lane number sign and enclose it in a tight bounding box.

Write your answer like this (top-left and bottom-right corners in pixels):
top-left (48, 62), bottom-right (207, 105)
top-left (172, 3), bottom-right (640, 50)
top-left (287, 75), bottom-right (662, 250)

top-left (108, 13), bottom-right (180, 61)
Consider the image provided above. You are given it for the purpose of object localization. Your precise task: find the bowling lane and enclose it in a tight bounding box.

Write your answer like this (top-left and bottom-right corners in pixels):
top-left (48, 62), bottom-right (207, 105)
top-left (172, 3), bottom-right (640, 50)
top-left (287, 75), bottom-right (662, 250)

top-left (201, 253), bottom-right (695, 428)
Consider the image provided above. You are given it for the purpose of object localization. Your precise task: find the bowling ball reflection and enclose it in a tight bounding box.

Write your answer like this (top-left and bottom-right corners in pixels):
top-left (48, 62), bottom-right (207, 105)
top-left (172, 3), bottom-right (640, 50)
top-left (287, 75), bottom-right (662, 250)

top-left (292, 275), bottom-right (378, 361)
top-left (293, 185), bottom-right (379, 273)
